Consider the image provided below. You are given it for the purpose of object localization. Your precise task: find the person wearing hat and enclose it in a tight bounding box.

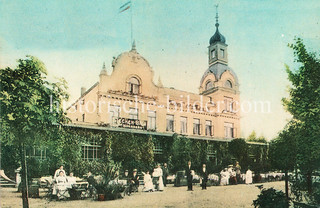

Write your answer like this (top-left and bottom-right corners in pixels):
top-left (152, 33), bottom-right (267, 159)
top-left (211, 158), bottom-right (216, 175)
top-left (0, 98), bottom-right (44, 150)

top-left (131, 169), bottom-right (139, 192)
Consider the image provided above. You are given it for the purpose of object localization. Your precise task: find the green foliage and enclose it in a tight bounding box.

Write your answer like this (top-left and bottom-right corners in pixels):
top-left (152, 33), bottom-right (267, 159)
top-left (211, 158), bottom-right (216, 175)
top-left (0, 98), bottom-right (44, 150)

top-left (0, 143), bottom-right (20, 178)
top-left (110, 132), bottom-right (154, 171)
top-left (229, 138), bottom-right (249, 168)
top-left (269, 122), bottom-right (297, 172)
top-left (247, 131), bottom-right (267, 143)
top-left (169, 135), bottom-right (192, 172)
top-left (253, 188), bottom-right (289, 208)
top-left (0, 56), bottom-right (69, 144)
top-left (279, 38), bottom-right (320, 203)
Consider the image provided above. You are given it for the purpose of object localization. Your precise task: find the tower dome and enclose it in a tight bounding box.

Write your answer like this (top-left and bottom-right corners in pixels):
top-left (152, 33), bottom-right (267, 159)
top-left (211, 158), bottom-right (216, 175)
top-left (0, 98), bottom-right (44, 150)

top-left (209, 23), bottom-right (226, 45)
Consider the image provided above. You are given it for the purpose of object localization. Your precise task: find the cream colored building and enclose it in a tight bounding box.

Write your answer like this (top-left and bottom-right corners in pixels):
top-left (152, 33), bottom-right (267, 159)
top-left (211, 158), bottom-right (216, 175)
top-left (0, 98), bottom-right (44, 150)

top-left (67, 21), bottom-right (240, 141)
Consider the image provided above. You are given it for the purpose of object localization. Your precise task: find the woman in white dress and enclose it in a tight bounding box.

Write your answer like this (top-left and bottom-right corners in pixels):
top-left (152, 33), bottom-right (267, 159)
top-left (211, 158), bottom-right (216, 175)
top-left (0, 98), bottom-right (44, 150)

top-left (245, 168), bottom-right (253, 184)
top-left (143, 170), bottom-right (154, 192)
top-left (53, 171), bottom-right (70, 199)
top-left (152, 164), bottom-right (164, 191)
top-left (220, 168), bottom-right (229, 186)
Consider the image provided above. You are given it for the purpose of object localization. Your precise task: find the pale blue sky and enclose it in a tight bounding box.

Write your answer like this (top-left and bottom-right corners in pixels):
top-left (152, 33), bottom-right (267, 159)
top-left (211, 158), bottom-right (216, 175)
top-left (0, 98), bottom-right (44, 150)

top-left (1, 0), bottom-right (320, 139)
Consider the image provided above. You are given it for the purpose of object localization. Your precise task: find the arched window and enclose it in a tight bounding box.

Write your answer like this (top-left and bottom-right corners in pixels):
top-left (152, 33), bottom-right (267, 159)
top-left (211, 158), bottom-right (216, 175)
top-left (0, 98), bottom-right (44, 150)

top-left (205, 81), bottom-right (213, 90)
top-left (224, 80), bottom-right (233, 88)
top-left (128, 77), bottom-right (140, 94)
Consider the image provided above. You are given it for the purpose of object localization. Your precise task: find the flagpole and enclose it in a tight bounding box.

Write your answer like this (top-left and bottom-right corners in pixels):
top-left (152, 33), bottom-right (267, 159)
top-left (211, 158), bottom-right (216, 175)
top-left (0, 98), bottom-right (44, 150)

top-left (130, 0), bottom-right (133, 45)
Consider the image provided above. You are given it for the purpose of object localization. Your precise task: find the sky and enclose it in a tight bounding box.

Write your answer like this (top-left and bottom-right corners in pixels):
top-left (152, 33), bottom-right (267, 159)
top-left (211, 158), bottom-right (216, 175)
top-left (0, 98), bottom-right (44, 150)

top-left (1, 0), bottom-right (320, 140)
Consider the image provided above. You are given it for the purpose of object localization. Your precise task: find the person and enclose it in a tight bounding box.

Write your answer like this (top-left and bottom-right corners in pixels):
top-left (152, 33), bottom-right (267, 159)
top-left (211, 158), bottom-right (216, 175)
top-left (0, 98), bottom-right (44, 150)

top-left (53, 171), bottom-right (70, 199)
top-left (152, 164), bottom-right (164, 191)
top-left (228, 165), bottom-right (237, 185)
top-left (162, 163), bottom-right (169, 187)
top-left (246, 168), bottom-right (253, 184)
top-left (131, 169), bottom-right (140, 192)
top-left (123, 170), bottom-right (132, 196)
top-left (220, 168), bottom-right (229, 186)
top-left (66, 172), bottom-right (77, 188)
top-left (235, 161), bottom-right (241, 183)
top-left (54, 165), bottom-right (66, 179)
top-left (186, 161), bottom-right (193, 191)
top-left (142, 170), bottom-right (154, 192)
top-left (200, 163), bottom-right (208, 190)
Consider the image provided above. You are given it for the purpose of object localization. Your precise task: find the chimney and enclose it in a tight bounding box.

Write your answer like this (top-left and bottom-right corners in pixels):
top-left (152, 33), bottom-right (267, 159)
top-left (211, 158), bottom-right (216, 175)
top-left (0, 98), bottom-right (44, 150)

top-left (81, 87), bottom-right (86, 96)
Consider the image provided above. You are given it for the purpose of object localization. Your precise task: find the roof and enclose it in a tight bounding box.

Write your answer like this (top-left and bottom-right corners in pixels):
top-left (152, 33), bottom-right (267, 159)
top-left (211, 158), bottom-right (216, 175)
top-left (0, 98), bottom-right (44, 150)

top-left (200, 63), bottom-right (239, 85)
top-left (209, 27), bottom-right (226, 45)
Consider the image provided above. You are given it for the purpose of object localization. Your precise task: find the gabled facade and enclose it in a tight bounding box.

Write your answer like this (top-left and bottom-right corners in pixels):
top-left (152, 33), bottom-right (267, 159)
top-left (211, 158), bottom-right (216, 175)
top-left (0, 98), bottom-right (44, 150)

top-left (67, 21), bottom-right (240, 141)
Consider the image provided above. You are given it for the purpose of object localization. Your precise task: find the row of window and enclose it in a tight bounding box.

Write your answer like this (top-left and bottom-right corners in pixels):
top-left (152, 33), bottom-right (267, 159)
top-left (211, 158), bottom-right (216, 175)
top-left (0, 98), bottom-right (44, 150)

top-left (109, 106), bottom-right (235, 138)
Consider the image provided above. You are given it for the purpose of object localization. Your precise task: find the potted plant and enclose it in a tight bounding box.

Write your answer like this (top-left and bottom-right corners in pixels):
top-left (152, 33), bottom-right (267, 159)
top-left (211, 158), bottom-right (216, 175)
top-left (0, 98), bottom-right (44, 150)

top-left (94, 183), bottom-right (105, 201)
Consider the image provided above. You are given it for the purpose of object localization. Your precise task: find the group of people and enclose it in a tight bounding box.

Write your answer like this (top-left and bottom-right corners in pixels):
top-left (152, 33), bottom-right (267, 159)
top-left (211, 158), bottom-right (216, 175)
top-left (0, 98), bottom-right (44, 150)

top-left (220, 162), bottom-right (253, 186)
top-left (52, 165), bottom-right (77, 199)
top-left (123, 163), bottom-right (169, 194)
top-left (186, 161), bottom-right (209, 191)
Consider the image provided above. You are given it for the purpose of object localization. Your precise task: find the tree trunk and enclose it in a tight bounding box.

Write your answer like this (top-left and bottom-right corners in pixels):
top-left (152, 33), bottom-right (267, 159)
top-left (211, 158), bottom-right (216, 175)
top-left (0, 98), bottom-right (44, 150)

top-left (306, 171), bottom-right (312, 194)
top-left (20, 143), bottom-right (29, 208)
top-left (284, 170), bottom-right (289, 201)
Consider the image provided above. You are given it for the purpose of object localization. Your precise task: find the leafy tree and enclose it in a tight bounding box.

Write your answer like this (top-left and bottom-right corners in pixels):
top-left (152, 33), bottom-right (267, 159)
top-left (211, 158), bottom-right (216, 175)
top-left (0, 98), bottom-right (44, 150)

top-left (247, 131), bottom-right (267, 143)
top-left (247, 131), bottom-right (257, 141)
top-left (228, 138), bottom-right (249, 169)
top-left (0, 56), bottom-right (68, 208)
top-left (269, 121), bottom-right (297, 199)
top-left (280, 38), bottom-right (320, 203)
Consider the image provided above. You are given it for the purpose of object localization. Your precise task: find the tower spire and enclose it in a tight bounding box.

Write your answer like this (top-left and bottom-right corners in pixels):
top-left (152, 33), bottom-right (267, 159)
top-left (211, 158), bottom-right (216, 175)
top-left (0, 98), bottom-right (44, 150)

top-left (215, 4), bottom-right (219, 29)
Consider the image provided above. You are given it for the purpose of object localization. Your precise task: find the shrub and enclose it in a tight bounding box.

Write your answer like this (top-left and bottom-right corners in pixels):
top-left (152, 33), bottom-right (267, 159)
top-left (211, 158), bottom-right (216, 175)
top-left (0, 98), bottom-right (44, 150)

top-left (253, 188), bottom-right (289, 208)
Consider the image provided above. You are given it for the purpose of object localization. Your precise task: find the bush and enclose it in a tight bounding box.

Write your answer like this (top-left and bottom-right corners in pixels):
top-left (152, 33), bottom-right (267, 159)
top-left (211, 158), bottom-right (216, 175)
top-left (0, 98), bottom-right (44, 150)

top-left (253, 188), bottom-right (289, 208)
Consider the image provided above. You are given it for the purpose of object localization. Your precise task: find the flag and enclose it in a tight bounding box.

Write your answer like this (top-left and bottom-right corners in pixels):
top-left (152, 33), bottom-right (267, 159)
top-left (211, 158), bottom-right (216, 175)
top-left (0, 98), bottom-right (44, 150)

top-left (119, 1), bottom-right (131, 13)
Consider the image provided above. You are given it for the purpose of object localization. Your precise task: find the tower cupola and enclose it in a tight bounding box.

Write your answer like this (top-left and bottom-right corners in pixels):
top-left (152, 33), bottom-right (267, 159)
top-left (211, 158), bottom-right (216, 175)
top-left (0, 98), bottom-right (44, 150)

top-left (208, 5), bottom-right (228, 66)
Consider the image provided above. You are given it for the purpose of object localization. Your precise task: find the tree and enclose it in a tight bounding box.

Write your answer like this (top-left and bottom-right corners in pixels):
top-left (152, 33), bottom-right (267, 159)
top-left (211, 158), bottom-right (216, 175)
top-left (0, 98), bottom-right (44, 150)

top-left (0, 56), bottom-right (68, 208)
top-left (269, 121), bottom-right (297, 200)
top-left (247, 131), bottom-right (267, 143)
top-left (228, 138), bottom-right (249, 169)
top-left (281, 38), bottom-right (320, 203)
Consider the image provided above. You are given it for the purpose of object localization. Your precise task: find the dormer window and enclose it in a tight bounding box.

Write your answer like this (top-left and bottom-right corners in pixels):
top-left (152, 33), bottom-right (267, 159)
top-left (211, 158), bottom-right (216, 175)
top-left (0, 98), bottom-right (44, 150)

top-left (128, 77), bottom-right (140, 94)
top-left (224, 80), bottom-right (232, 88)
top-left (205, 81), bottom-right (213, 90)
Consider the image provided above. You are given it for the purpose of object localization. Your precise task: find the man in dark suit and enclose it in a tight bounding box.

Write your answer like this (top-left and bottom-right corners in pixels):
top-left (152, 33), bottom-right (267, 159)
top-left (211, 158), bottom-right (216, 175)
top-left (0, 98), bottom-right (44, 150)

top-left (200, 163), bottom-right (208, 190)
top-left (186, 161), bottom-right (193, 191)
top-left (162, 163), bottom-right (169, 187)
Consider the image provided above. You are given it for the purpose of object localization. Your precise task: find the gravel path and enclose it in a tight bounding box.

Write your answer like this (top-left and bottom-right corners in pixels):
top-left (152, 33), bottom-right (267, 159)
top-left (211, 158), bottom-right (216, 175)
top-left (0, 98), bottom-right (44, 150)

top-left (0, 181), bottom-right (285, 208)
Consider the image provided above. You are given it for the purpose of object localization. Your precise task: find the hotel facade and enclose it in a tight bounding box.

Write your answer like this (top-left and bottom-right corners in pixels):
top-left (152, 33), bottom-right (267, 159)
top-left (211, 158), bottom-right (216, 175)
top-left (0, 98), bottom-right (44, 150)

top-left (67, 20), bottom-right (240, 144)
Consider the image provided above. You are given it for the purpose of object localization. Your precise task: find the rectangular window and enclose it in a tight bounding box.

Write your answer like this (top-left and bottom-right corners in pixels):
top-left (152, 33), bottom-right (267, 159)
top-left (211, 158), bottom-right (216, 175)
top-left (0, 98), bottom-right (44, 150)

top-left (205, 120), bottom-right (213, 136)
top-left (224, 97), bottom-right (234, 112)
top-left (129, 108), bottom-right (138, 119)
top-left (147, 110), bottom-right (156, 130)
top-left (211, 49), bottom-right (215, 58)
top-left (82, 137), bottom-right (102, 160)
top-left (180, 117), bottom-right (187, 134)
top-left (26, 147), bottom-right (47, 160)
top-left (224, 122), bottom-right (234, 138)
top-left (153, 140), bottom-right (163, 155)
top-left (193, 118), bottom-right (201, 135)
top-left (166, 114), bottom-right (174, 132)
top-left (82, 114), bottom-right (85, 122)
top-left (220, 49), bottom-right (225, 58)
top-left (109, 105), bottom-right (120, 124)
